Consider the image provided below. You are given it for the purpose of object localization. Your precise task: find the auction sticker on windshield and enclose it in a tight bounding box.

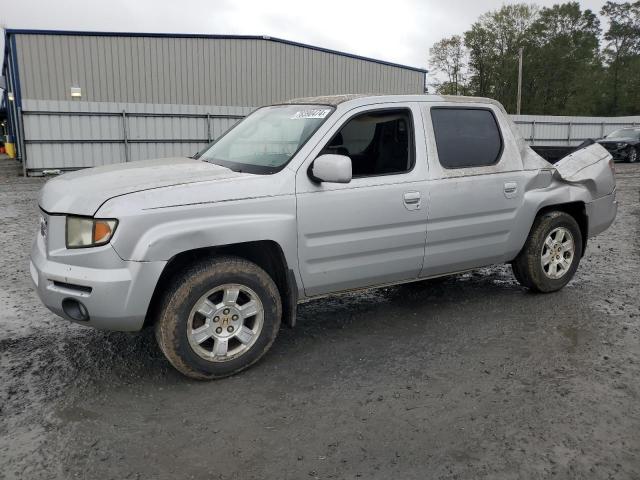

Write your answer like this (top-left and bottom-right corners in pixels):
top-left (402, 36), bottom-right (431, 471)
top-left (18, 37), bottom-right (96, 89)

top-left (291, 109), bottom-right (331, 120)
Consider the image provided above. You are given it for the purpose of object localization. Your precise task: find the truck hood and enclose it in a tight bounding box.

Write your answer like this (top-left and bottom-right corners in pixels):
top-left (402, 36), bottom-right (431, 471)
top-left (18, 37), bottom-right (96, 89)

top-left (39, 157), bottom-right (248, 216)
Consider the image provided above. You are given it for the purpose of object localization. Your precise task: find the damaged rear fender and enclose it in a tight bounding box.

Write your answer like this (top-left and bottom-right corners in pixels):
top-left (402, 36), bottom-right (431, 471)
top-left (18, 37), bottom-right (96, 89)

top-left (553, 143), bottom-right (615, 199)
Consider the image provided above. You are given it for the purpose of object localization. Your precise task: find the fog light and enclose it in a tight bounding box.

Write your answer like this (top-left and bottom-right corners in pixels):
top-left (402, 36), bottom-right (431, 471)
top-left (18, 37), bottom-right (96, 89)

top-left (62, 298), bottom-right (90, 321)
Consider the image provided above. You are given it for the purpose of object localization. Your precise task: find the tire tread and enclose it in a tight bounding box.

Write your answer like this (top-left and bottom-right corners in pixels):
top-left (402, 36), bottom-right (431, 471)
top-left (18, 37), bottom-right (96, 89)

top-left (512, 211), bottom-right (582, 293)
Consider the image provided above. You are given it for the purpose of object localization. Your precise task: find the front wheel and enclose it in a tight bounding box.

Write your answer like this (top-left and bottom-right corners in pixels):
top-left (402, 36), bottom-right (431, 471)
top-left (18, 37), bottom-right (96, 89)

top-left (628, 147), bottom-right (638, 163)
top-left (511, 211), bottom-right (583, 293)
top-left (155, 256), bottom-right (282, 379)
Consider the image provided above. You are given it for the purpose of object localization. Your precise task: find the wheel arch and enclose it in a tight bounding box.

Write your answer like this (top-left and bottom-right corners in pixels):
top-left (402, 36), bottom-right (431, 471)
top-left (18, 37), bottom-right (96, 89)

top-left (144, 240), bottom-right (299, 329)
top-left (534, 201), bottom-right (588, 257)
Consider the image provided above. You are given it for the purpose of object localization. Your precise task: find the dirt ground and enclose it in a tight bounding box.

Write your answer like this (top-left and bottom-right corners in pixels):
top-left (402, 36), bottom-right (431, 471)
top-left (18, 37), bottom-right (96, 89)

top-left (0, 157), bottom-right (638, 480)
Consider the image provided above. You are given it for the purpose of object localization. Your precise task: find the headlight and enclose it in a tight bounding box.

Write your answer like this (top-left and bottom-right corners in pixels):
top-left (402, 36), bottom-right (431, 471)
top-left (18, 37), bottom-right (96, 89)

top-left (617, 142), bottom-right (626, 148)
top-left (66, 216), bottom-right (118, 248)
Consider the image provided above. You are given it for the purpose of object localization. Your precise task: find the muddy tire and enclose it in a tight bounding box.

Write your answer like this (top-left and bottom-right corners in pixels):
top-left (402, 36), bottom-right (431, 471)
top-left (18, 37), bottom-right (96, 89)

top-left (155, 256), bottom-right (282, 380)
top-left (511, 211), bottom-right (583, 293)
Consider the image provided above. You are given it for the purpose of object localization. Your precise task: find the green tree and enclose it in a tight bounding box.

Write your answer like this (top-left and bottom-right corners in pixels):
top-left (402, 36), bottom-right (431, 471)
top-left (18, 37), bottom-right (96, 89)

top-left (523, 3), bottom-right (602, 115)
top-left (463, 4), bottom-right (537, 112)
top-left (428, 1), bottom-right (639, 116)
top-left (428, 35), bottom-right (468, 95)
top-left (600, 1), bottom-right (640, 114)
top-left (464, 22), bottom-right (496, 97)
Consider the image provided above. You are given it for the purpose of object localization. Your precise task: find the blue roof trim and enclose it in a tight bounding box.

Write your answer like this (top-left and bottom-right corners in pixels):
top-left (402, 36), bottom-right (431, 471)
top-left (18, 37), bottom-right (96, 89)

top-left (4, 28), bottom-right (428, 74)
top-left (9, 34), bottom-right (22, 109)
top-left (2, 30), bottom-right (12, 77)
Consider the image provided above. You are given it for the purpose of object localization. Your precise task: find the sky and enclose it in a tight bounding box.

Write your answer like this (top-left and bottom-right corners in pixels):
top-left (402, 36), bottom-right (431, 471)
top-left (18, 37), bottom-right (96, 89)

top-left (1, 0), bottom-right (607, 75)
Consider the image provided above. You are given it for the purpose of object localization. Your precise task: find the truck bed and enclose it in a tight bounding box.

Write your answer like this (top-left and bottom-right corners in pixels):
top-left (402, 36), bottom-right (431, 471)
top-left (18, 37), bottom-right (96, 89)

top-left (531, 145), bottom-right (577, 164)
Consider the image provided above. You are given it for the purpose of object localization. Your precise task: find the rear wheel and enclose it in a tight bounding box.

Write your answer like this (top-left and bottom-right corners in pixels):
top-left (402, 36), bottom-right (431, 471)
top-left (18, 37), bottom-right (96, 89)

top-left (628, 147), bottom-right (638, 163)
top-left (155, 256), bottom-right (282, 379)
top-left (511, 211), bottom-right (582, 293)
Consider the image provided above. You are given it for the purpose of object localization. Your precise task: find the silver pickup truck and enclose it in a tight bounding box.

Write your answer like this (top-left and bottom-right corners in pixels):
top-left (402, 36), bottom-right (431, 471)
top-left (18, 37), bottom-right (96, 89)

top-left (31, 94), bottom-right (617, 379)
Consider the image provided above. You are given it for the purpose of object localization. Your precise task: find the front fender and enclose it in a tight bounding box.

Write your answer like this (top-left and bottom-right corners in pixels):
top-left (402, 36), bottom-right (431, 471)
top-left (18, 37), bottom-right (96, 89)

top-left (106, 196), bottom-right (299, 273)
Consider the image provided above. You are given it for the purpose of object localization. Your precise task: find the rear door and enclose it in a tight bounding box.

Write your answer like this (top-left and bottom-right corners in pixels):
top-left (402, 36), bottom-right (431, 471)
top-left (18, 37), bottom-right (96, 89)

top-left (420, 104), bottom-right (528, 277)
top-left (295, 103), bottom-right (429, 296)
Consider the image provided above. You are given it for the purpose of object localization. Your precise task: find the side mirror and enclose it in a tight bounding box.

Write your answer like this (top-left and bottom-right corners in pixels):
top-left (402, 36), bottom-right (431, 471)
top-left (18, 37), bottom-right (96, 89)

top-left (311, 154), bottom-right (352, 183)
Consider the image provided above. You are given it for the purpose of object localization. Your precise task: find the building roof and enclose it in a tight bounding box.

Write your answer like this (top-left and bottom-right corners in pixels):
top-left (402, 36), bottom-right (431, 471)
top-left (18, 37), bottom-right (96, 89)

top-left (3, 28), bottom-right (427, 74)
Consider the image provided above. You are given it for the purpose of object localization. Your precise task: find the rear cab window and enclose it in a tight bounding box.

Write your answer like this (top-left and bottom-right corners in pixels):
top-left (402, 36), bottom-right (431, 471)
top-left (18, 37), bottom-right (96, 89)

top-left (430, 107), bottom-right (503, 169)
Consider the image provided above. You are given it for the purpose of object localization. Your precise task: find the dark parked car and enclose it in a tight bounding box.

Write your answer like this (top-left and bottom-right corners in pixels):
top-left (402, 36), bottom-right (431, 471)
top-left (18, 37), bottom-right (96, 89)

top-left (597, 128), bottom-right (640, 163)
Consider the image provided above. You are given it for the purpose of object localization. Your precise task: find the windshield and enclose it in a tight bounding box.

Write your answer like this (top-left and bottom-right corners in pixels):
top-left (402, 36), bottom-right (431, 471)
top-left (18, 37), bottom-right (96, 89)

top-left (197, 105), bottom-right (334, 174)
top-left (606, 129), bottom-right (640, 139)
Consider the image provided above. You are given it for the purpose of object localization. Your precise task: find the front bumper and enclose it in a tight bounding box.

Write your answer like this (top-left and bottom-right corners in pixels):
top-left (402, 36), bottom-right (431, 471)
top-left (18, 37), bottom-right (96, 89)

top-left (30, 230), bottom-right (166, 332)
top-left (599, 144), bottom-right (630, 161)
top-left (586, 189), bottom-right (618, 238)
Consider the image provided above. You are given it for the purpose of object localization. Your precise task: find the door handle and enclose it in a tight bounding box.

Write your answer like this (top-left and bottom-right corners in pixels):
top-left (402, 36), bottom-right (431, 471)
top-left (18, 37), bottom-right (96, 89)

top-left (403, 192), bottom-right (421, 204)
top-left (503, 182), bottom-right (518, 198)
top-left (403, 191), bottom-right (422, 210)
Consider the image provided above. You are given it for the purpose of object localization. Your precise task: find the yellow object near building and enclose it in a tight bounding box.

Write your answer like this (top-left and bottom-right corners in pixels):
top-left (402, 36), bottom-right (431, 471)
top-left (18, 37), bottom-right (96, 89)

top-left (4, 143), bottom-right (16, 158)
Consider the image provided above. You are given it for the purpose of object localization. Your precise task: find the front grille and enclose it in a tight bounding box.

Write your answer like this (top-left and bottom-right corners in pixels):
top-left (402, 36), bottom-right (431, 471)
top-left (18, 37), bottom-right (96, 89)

top-left (600, 143), bottom-right (618, 152)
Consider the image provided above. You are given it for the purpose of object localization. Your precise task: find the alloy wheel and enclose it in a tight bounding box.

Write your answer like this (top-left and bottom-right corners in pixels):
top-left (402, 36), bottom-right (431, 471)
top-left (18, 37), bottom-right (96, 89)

top-left (187, 283), bottom-right (264, 362)
top-left (541, 227), bottom-right (575, 280)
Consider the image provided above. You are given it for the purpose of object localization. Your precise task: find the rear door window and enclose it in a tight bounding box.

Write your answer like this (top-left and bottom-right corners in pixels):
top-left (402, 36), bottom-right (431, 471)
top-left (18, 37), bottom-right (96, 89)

top-left (431, 108), bottom-right (503, 169)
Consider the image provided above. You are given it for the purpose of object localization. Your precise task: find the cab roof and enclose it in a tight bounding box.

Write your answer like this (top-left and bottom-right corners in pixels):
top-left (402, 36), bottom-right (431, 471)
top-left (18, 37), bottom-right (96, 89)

top-left (284, 94), bottom-right (505, 109)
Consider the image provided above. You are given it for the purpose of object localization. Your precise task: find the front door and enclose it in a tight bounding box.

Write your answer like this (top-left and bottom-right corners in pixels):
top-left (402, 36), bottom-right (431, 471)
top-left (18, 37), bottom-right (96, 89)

top-left (296, 104), bottom-right (428, 297)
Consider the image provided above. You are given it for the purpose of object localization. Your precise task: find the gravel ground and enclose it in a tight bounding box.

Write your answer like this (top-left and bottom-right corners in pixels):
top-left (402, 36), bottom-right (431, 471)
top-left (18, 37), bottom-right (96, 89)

top-left (0, 157), bottom-right (639, 480)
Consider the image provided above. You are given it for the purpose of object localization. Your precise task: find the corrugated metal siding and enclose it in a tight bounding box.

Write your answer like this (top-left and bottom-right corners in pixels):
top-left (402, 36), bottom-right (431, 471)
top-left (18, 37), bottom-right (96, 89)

top-left (513, 114), bottom-right (640, 146)
top-left (14, 34), bottom-right (424, 106)
top-left (21, 100), bottom-right (640, 170)
top-left (14, 32), bottom-right (424, 171)
top-left (22, 100), bottom-right (251, 169)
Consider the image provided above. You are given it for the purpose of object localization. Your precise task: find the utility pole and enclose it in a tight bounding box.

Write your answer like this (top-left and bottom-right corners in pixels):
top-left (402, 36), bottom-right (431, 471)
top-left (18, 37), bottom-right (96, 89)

top-left (517, 47), bottom-right (523, 115)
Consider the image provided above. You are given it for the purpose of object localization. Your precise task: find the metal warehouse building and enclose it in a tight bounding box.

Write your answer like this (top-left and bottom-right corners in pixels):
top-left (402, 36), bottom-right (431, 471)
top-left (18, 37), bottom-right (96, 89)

top-left (2, 29), bottom-right (426, 175)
